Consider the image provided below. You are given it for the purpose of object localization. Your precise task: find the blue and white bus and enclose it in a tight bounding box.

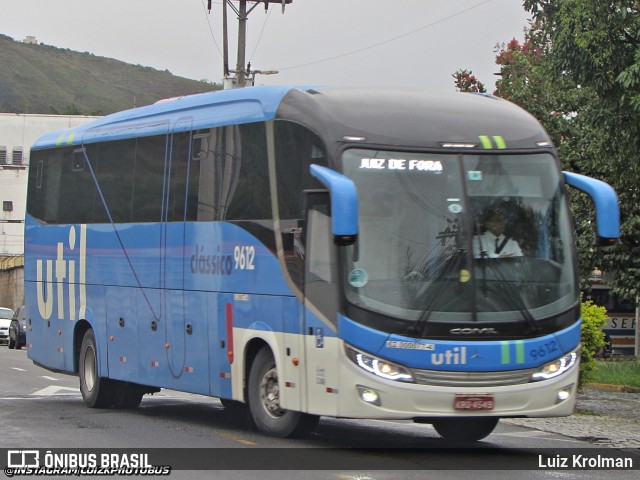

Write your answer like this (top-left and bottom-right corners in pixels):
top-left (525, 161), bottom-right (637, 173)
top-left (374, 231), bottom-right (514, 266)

top-left (25, 86), bottom-right (619, 441)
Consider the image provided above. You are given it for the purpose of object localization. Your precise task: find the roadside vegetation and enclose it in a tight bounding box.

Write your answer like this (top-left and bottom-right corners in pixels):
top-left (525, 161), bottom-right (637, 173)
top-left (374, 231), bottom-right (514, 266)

top-left (589, 360), bottom-right (640, 388)
top-left (579, 298), bottom-right (608, 385)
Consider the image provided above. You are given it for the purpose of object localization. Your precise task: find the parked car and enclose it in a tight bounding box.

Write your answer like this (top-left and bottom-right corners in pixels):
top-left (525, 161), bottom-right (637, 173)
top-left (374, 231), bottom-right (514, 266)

top-left (0, 307), bottom-right (15, 345)
top-left (8, 305), bottom-right (27, 349)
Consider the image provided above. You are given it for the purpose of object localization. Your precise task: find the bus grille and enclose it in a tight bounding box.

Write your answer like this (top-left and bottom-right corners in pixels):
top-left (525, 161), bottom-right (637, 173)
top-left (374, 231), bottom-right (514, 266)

top-left (411, 367), bottom-right (536, 387)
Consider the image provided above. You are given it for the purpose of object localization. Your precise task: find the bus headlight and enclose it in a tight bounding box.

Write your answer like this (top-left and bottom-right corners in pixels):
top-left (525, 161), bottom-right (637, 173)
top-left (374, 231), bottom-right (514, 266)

top-left (346, 345), bottom-right (414, 382)
top-left (531, 349), bottom-right (578, 381)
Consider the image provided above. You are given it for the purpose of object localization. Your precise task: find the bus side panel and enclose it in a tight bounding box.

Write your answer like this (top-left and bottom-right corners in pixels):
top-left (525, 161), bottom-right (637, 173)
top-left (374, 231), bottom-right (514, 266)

top-left (24, 223), bottom-right (78, 373)
top-left (225, 294), bottom-right (292, 407)
top-left (212, 295), bottom-right (306, 409)
top-left (42, 300), bottom-right (64, 371)
top-left (280, 296), bottom-right (304, 412)
top-left (212, 293), bottom-right (235, 400)
top-left (24, 287), bottom-right (44, 365)
top-left (302, 307), bottom-right (340, 416)
top-left (170, 289), bottom-right (210, 395)
top-left (24, 222), bottom-right (49, 368)
top-left (136, 288), bottom-right (171, 388)
top-left (304, 334), bottom-right (340, 416)
top-left (105, 286), bottom-right (138, 382)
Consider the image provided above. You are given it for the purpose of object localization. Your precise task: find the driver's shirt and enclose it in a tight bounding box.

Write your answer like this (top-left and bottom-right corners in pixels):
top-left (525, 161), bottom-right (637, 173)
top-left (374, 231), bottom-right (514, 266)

top-left (473, 231), bottom-right (523, 258)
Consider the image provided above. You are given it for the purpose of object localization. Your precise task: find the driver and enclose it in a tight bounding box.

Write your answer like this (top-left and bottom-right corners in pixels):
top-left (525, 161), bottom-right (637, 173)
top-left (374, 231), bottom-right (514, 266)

top-left (473, 209), bottom-right (523, 258)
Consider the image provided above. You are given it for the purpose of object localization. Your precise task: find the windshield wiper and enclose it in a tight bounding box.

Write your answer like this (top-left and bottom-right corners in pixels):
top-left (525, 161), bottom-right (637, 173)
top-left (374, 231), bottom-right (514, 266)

top-left (475, 258), bottom-right (540, 335)
top-left (410, 249), bottom-right (466, 338)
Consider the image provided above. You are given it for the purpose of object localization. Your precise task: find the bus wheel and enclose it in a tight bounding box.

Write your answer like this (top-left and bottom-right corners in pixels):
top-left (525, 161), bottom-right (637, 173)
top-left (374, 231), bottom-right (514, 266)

top-left (79, 329), bottom-right (114, 408)
top-left (432, 417), bottom-right (499, 443)
top-left (248, 346), bottom-right (318, 438)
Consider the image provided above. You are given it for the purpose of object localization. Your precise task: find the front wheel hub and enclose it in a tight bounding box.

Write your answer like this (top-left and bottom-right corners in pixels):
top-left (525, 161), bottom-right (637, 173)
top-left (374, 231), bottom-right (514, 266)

top-left (260, 368), bottom-right (284, 418)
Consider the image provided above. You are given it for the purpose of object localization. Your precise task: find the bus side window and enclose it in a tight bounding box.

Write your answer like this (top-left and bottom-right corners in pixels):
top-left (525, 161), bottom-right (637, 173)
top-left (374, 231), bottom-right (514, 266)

top-left (275, 120), bottom-right (328, 291)
top-left (305, 194), bottom-right (335, 283)
top-left (304, 192), bottom-right (338, 322)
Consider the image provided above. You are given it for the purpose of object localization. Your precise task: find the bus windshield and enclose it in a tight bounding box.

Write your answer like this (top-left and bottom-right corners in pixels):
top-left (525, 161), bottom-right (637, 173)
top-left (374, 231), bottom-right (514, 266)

top-left (341, 149), bottom-right (578, 326)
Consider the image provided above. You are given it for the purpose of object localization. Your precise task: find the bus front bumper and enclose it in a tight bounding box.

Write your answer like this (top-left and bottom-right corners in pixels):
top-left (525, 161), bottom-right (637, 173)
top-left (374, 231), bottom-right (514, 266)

top-left (335, 359), bottom-right (580, 420)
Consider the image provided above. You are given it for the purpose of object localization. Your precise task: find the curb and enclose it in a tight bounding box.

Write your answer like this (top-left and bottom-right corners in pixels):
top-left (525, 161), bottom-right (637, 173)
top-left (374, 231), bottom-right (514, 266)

top-left (585, 382), bottom-right (640, 393)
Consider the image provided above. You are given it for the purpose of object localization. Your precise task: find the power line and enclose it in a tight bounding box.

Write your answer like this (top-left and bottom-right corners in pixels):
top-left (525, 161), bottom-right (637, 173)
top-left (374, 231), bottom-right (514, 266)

top-left (276, 0), bottom-right (495, 72)
top-left (201, 0), bottom-right (223, 58)
top-left (249, 5), bottom-right (274, 62)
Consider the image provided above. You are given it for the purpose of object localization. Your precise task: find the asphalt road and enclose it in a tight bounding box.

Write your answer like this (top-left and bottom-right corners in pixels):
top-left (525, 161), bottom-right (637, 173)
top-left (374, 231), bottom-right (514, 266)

top-left (0, 345), bottom-right (637, 479)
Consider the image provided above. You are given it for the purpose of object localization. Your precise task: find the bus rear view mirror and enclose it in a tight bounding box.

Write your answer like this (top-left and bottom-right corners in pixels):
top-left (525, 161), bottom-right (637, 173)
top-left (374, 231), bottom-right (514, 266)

top-left (309, 164), bottom-right (358, 246)
top-left (562, 171), bottom-right (620, 245)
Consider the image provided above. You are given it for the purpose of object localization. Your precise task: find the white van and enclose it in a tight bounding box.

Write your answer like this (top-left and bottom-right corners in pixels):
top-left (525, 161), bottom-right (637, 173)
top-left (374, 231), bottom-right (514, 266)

top-left (0, 307), bottom-right (14, 344)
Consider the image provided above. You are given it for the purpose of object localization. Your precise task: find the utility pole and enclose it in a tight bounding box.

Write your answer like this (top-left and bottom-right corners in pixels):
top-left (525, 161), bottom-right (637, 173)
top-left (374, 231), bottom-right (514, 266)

top-left (236, 1), bottom-right (248, 88)
top-left (223, 0), bottom-right (230, 79)
top-left (222, 1), bottom-right (292, 88)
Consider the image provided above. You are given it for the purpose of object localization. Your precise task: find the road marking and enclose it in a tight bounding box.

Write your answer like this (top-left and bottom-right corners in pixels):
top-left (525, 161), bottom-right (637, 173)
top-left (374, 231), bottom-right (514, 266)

top-left (11, 367), bottom-right (26, 372)
top-left (496, 430), bottom-right (580, 443)
top-left (0, 397), bottom-right (43, 400)
top-left (496, 430), bottom-right (549, 437)
top-left (218, 431), bottom-right (258, 446)
top-left (31, 386), bottom-right (80, 396)
top-left (336, 474), bottom-right (375, 480)
top-left (41, 375), bottom-right (59, 381)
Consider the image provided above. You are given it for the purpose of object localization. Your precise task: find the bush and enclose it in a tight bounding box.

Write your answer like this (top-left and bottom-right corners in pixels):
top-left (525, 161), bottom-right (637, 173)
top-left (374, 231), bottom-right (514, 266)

top-left (580, 298), bottom-right (608, 385)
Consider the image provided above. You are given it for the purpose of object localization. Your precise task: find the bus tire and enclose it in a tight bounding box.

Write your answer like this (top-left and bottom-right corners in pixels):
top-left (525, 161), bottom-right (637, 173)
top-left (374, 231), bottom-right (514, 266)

top-left (248, 346), bottom-right (319, 438)
top-left (432, 417), bottom-right (499, 443)
top-left (79, 329), bottom-right (114, 408)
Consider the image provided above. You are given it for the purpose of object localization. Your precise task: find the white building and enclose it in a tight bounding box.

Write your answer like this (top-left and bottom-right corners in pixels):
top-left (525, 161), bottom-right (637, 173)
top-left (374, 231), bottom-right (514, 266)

top-left (0, 113), bottom-right (101, 255)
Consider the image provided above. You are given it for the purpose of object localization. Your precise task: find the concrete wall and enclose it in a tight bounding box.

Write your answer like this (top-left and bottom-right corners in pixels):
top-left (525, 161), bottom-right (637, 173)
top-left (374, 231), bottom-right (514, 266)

top-left (0, 264), bottom-right (23, 311)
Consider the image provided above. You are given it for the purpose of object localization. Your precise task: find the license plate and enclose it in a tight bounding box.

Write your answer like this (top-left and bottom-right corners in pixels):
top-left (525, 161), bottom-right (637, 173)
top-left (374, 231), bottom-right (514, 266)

top-left (454, 394), bottom-right (494, 411)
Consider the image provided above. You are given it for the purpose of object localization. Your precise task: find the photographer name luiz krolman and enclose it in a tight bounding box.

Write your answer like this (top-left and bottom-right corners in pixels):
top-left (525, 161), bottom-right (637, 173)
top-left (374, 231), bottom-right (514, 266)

top-left (538, 453), bottom-right (635, 469)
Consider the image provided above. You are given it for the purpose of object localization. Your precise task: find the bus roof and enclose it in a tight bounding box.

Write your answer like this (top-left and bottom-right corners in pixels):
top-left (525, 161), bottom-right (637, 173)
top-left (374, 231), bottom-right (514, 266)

top-left (31, 85), bottom-right (307, 149)
top-left (275, 87), bottom-right (552, 152)
top-left (31, 85), bottom-right (551, 152)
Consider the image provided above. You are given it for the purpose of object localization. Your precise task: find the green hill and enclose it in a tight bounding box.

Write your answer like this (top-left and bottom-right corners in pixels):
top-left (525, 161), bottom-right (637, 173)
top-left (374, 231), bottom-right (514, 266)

top-left (0, 34), bottom-right (220, 115)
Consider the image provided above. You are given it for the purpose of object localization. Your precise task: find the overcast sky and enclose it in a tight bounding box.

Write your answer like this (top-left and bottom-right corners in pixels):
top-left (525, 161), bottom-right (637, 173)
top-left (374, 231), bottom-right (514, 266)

top-left (1, 0), bottom-right (530, 92)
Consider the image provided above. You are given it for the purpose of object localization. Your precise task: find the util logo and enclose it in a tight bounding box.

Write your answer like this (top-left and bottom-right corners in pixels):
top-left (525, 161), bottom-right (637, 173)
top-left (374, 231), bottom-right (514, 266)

top-left (37, 225), bottom-right (87, 321)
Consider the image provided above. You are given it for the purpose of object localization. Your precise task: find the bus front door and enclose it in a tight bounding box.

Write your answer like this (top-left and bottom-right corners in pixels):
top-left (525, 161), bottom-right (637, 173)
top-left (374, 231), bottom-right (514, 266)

top-left (303, 192), bottom-right (340, 415)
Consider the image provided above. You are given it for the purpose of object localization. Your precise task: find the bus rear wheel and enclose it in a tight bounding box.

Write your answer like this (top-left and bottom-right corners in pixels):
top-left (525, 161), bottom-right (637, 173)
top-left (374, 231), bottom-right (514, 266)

top-left (431, 417), bottom-right (499, 443)
top-left (79, 329), bottom-right (115, 408)
top-left (248, 346), bottom-right (318, 438)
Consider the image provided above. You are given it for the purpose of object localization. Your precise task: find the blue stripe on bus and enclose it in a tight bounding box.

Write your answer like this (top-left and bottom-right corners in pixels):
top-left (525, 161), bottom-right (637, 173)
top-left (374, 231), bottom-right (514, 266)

top-left (339, 314), bottom-right (581, 371)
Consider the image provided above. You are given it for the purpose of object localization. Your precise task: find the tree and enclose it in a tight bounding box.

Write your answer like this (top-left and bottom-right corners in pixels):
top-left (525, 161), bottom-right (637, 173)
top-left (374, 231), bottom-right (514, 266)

top-left (454, 2), bottom-right (640, 299)
top-left (452, 69), bottom-right (486, 93)
top-left (521, 0), bottom-right (640, 299)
